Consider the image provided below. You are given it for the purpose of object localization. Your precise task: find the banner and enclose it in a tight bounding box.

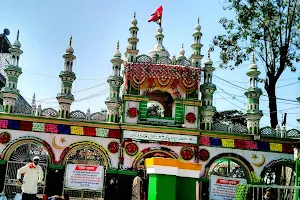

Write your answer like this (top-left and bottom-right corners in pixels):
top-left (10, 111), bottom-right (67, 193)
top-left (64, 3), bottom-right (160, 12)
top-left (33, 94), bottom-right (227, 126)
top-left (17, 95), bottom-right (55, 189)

top-left (209, 175), bottom-right (247, 200)
top-left (65, 164), bottom-right (104, 190)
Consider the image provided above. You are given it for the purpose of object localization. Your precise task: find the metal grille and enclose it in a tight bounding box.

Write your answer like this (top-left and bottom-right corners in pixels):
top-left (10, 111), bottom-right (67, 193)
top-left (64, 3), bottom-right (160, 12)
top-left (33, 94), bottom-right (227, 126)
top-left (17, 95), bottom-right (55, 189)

top-left (4, 143), bottom-right (49, 198)
top-left (63, 146), bottom-right (106, 200)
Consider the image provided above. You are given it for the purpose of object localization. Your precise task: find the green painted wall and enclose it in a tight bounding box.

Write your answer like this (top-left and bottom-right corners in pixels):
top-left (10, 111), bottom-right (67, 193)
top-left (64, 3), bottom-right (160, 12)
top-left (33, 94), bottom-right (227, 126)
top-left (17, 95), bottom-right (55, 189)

top-left (176, 177), bottom-right (198, 200)
top-left (148, 174), bottom-right (176, 200)
top-left (139, 100), bottom-right (147, 118)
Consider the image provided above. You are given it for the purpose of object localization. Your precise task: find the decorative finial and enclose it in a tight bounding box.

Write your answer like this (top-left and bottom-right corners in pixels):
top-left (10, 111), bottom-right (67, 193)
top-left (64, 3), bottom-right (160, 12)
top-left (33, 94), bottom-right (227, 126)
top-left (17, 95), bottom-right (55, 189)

top-left (69, 36), bottom-right (72, 47)
top-left (197, 17), bottom-right (200, 24)
top-left (252, 51), bottom-right (255, 64)
top-left (17, 30), bottom-right (19, 41)
top-left (182, 43), bottom-right (184, 49)
top-left (31, 93), bottom-right (36, 106)
top-left (117, 40), bottom-right (119, 50)
top-left (134, 11), bottom-right (136, 19)
top-left (208, 49), bottom-right (211, 59)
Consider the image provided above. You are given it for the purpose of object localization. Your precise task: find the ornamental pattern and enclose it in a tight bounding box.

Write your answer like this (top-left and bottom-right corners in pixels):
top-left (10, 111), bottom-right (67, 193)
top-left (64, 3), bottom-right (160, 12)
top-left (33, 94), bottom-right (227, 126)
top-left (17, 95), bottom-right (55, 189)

top-left (90, 112), bottom-right (106, 121)
top-left (136, 54), bottom-right (152, 63)
top-left (41, 108), bottom-right (58, 117)
top-left (70, 110), bottom-right (86, 120)
top-left (0, 119), bottom-right (120, 139)
top-left (212, 122), bottom-right (248, 133)
top-left (177, 57), bottom-right (192, 67)
top-left (157, 56), bottom-right (172, 64)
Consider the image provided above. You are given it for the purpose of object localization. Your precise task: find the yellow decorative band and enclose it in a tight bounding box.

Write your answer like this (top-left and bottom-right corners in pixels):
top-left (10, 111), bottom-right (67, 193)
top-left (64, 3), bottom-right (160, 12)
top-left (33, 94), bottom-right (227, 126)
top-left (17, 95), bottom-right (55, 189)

top-left (145, 157), bottom-right (202, 171)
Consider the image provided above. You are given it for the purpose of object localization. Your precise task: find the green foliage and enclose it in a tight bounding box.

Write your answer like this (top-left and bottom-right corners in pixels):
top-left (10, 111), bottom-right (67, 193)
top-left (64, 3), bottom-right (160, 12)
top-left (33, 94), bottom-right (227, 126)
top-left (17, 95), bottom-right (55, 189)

top-left (235, 184), bottom-right (249, 200)
top-left (212, 0), bottom-right (300, 128)
top-left (213, 109), bottom-right (247, 125)
top-left (251, 171), bottom-right (262, 183)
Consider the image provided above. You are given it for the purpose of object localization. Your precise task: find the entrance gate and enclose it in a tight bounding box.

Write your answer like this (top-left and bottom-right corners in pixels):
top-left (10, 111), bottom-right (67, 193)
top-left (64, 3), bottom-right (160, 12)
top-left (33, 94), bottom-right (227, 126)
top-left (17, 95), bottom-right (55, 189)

top-left (62, 146), bottom-right (107, 200)
top-left (4, 142), bottom-right (49, 198)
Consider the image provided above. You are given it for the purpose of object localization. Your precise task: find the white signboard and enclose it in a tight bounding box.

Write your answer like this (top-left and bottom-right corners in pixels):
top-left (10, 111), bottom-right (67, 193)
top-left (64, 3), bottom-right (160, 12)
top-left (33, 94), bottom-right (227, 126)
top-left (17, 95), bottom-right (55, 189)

top-left (123, 130), bottom-right (197, 144)
top-left (65, 164), bottom-right (104, 190)
top-left (209, 175), bottom-right (247, 200)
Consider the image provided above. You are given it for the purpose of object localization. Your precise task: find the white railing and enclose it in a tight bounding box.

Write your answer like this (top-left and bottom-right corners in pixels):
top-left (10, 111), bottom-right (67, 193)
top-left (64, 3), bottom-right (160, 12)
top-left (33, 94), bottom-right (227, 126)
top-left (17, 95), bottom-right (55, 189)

top-left (249, 185), bottom-right (300, 200)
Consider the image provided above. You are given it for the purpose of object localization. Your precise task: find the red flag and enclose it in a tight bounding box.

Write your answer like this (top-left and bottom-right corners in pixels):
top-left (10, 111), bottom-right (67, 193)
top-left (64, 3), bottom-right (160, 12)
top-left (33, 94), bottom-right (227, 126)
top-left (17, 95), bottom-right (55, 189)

top-left (148, 6), bottom-right (163, 26)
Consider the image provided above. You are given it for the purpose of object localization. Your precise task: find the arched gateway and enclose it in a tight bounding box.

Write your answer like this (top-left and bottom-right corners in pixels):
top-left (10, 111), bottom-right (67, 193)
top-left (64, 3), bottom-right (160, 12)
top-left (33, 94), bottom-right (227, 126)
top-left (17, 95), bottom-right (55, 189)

top-left (61, 141), bottom-right (111, 200)
top-left (3, 138), bottom-right (50, 198)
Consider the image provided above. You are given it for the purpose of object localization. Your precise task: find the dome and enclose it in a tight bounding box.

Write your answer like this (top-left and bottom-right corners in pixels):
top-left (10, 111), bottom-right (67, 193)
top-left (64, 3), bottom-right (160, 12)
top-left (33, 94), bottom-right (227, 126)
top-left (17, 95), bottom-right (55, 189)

top-left (194, 23), bottom-right (201, 31)
top-left (114, 50), bottom-right (121, 58)
top-left (66, 46), bottom-right (74, 54)
top-left (131, 12), bottom-right (138, 26)
top-left (13, 40), bottom-right (21, 48)
top-left (204, 58), bottom-right (213, 65)
top-left (114, 41), bottom-right (121, 58)
top-left (249, 63), bottom-right (257, 70)
top-left (131, 18), bottom-right (138, 26)
top-left (157, 26), bottom-right (163, 33)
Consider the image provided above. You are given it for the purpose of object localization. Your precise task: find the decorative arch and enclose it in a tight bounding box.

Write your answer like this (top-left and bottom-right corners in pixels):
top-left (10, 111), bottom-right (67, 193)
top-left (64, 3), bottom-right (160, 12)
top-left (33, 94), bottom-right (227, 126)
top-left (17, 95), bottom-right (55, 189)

top-left (203, 153), bottom-right (254, 182)
top-left (2, 136), bottom-right (54, 164)
top-left (260, 158), bottom-right (294, 185)
top-left (148, 87), bottom-right (178, 99)
top-left (132, 146), bottom-right (179, 169)
top-left (59, 140), bottom-right (112, 168)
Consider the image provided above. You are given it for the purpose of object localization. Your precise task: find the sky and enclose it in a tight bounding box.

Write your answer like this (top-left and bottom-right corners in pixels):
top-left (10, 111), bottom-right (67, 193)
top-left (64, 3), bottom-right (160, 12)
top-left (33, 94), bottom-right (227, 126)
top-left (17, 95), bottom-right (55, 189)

top-left (0, 0), bottom-right (299, 129)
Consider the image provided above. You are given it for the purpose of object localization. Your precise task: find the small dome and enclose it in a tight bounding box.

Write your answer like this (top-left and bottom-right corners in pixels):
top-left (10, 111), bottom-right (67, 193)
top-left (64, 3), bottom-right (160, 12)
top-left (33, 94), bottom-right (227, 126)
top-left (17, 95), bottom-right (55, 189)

top-left (204, 58), bottom-right (213, 65)
top-left (13, 40), bottom-right (21, 48)
top-left (131, 12), bottom-right (138, 26)
top-left (114, 41), bottom-right (121, 58)
top-left (194, 23), bottom-right (201, 31)
top-left (131, 18), bottom-right (138, 26)
top-left (66, 46), bottom-right (74, 54)
top-left (157, 26), bottom-right (163, 33)
top-left (114, 50), bottom-right (121, 58)
top-left (180, 44), bottom-right (185, 56)
top-left (249, 63), bottom-right (257, 70)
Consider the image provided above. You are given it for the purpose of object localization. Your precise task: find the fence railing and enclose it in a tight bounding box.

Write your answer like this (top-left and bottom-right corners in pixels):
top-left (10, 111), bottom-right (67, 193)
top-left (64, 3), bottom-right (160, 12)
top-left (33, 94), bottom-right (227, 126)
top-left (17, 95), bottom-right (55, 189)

top-left (248, 184), bottom-right (300, 200)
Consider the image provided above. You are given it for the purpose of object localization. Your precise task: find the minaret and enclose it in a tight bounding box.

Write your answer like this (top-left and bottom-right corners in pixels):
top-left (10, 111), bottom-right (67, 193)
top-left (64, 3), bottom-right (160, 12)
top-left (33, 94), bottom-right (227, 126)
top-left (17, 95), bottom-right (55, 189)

top-left (31, 93), bottom-right (36, 115)
top-left (56, 36), bottom-right (76, 118)
top-left (125, 12), bottom-right (139, 62)
top-left (1, 30), bottom-right (23, 113)
top-left (245, 53), bottom-right (263, 135)
top-left (190, 18), bottom-right (203, 68)
top-left (105, 41), bottom-right (124, 123)
top-left (200, 50), bottom-right (216, 130)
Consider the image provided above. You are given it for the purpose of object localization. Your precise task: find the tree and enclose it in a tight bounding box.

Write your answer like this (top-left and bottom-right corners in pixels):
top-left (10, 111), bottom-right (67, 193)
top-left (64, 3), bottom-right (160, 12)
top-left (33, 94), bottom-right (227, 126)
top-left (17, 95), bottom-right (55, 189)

top-left (213, 110), bottom-right (247, 126)
top-left (147, 104), bottom-right (163, 117)
top-left (211, 0), bottom-right (300, 128)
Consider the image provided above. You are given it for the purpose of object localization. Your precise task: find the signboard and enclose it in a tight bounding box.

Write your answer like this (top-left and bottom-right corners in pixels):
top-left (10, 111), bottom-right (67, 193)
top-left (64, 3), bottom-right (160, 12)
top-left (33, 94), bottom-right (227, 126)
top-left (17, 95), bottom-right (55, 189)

top-left (209, 175), bottom-right (247, 200)
top-left (123, 130), bottom-right (197, 144)
top-left (65, 164), bottom-right (104, 190)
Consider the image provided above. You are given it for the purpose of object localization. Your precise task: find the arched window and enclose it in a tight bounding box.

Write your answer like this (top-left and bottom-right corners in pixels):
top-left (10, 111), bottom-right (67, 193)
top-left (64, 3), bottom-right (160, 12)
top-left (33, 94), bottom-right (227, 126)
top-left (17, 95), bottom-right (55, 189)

top-left (207, 157), bottom-right (248, 179)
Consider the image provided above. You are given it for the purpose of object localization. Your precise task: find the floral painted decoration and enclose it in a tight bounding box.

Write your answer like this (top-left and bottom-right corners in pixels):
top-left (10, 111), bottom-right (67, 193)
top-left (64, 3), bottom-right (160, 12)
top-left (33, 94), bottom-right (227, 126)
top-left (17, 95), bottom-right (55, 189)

top-left (127, 107), bottom-right (138, 118)
top-left (125, 142), bottom-right (138, 156)
top-left (108, 141), bottom-right (119, 154)
top-left (180, 147), bottom-right (194, 160)
top-left (198, 149), bottom-right (210, 161)
top-left (185, 112), bottom-right (196, 123)
top-left (0, 132), bottom-right (10, 144)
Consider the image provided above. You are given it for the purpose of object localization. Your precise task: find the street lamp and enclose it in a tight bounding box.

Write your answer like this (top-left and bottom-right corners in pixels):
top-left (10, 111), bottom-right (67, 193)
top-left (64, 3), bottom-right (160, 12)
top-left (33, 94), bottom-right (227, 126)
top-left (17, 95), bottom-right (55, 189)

top-left (294, 142), bottom-right (300, 200)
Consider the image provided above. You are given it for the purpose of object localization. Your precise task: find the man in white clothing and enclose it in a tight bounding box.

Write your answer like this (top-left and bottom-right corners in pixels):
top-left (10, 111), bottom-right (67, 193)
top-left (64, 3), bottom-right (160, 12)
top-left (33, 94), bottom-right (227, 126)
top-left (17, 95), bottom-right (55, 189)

top-left (17, 156), bottom-right (44, 200)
